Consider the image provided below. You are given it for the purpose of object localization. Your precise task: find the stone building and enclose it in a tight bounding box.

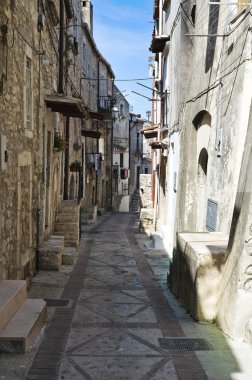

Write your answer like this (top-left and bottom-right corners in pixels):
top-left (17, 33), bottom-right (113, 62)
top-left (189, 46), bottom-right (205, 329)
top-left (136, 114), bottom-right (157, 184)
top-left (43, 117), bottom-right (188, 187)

top-left (79, 11), bottom-right (115, 212)
top-left (112, 86), bottom-right (130, 211)
top-left (148, 0), bottom-right (252, 342)
top-left (0, 0), bottom-right (115, 280)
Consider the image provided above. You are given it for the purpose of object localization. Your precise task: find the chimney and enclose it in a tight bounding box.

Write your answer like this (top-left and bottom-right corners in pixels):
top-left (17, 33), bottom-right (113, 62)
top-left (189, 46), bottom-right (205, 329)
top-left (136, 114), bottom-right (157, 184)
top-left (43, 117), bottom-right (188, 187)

top-left (82, 1), bottom-right (93, 35)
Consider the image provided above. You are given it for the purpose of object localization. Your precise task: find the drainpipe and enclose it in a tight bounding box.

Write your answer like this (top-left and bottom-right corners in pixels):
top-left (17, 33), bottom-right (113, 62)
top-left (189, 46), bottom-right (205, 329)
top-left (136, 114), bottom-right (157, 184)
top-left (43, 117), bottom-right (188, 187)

top-left (58, 0), bottom-right (64, 94)
top-left (110, 113), bottom-right (114, 208)
top-left (36, 208), bottom-right (42, 272)
top-left (63, 117), bottom-right (70, 199)
top-left (97, 58), bottom-right (101, 106)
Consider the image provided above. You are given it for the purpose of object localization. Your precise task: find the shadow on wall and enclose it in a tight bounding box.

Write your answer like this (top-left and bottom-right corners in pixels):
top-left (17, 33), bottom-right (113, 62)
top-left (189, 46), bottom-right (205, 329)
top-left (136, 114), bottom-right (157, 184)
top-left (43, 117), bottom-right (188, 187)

top-left (205, 0), bottom-right (220, 73)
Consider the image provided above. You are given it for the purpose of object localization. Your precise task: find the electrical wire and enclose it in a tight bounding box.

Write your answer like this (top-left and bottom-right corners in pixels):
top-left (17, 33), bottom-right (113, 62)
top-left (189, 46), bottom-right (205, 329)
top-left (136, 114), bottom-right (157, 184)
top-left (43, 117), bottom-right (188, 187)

top-left (0, 11), bottom-right (42, 54)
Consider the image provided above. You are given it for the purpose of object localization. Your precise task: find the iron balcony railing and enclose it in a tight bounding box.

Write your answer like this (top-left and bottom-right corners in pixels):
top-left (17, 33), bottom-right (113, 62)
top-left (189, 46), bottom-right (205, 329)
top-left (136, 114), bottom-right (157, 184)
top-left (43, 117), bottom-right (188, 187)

top-left (98, 95), bottom-right (113, 114)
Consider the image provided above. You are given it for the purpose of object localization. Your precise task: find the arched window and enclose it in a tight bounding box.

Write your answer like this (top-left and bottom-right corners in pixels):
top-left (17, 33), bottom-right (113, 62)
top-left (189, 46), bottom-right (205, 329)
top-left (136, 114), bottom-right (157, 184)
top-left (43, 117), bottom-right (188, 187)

top-left (193, 110), bottom-right (211, 231)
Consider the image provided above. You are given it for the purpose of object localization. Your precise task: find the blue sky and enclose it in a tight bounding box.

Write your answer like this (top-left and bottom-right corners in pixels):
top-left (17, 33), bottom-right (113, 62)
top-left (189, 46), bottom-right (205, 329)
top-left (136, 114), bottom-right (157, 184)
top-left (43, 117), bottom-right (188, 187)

top-left (92, 0), bottom-right (154, 118)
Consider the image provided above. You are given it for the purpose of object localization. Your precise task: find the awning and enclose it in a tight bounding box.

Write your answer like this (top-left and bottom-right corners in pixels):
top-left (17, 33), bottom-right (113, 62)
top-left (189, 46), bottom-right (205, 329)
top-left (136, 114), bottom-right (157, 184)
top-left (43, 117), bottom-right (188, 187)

top-left (150, 35), bottom-right (170, 53)
top-left (150, 141), bottom-right (163, 149)
top-left (45, 94), bottom-right (87, 118)
top-left (141, 125), bottom-right (158, 139)
top-left (81, 129), bottom-right (101, 139)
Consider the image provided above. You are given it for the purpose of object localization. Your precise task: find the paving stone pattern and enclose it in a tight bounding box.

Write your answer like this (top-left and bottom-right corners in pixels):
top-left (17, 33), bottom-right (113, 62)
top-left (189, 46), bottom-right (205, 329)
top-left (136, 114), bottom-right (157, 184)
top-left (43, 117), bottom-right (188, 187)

top-left (27, 212), bottom-right (207, 379)
top-left (24, 212), bottom-right (252, 380)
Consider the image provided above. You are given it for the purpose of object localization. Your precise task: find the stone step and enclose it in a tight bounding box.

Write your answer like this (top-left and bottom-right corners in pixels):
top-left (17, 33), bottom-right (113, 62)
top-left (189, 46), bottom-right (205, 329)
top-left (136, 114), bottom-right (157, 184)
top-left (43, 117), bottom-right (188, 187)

top-left (58, 201), bottom-right (80, 213)
top-left (38, 238), bottom-right (63, 271)
top-left (0, 299), bottom-right (47, 353)
top-left (54, 222), bottom-right (79, 233)
top-left (62, 247), bottom-right (77, 265)
top-left (65, 240), bottom-right (79, 248)
top-left (81, 218), bottom-right (95, 225)
top-left (53, 230), bottom-right (79, 240)
top-left (81, 214), bottom-right (94, 221)
top-left (0, 281), bottom-right (27, 332)
top-left (55, 212), bottom-right (79, 223)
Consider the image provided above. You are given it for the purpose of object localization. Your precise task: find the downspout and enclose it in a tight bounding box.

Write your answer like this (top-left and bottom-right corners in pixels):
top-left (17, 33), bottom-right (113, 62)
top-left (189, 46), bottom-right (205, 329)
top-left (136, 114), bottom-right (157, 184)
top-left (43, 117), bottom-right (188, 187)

top-left (110, 79), bottom-right (114, 208)
top-left (58, 0), bottom-right (64, 94)
top-left (63, 117), bottom-right (70, 199)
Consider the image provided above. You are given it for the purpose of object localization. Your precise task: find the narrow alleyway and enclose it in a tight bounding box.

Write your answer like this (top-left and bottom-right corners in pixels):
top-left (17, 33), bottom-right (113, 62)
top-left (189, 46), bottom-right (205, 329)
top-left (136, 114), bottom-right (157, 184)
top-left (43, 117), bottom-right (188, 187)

top-left (29, 212), bottom-right (207, 379)
top-left (1, 212), bottom-right (252, 379)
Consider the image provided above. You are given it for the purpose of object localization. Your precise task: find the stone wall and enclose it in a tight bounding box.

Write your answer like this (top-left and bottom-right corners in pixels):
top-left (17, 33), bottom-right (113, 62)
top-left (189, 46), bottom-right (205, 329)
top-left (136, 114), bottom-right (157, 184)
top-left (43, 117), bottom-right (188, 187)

top-left (139, 174), bottom-right (152, 209)
top-left (0, 1), bottom-right (41, 279)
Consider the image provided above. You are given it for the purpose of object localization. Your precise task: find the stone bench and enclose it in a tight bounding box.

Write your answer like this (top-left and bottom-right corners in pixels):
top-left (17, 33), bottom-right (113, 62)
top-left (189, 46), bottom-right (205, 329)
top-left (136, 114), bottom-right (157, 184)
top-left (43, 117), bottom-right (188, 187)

top-left (171, 232), bottom-right (228, 322)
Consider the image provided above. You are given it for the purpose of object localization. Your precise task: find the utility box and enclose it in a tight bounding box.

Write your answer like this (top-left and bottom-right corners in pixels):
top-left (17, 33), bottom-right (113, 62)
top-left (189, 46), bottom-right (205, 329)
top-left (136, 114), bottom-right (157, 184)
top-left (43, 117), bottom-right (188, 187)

top-left (0, 135), bottom-right (7, 170)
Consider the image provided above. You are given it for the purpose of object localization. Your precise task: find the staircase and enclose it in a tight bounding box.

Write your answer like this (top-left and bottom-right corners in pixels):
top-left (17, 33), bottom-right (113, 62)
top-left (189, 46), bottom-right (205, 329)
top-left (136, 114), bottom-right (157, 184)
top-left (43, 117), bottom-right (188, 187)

top-left (130, 189), bottom-right (141, 214)
top-left (0, 280), bottom-right (47, 353)
top-left (54, 201), bottom-right (80, 248)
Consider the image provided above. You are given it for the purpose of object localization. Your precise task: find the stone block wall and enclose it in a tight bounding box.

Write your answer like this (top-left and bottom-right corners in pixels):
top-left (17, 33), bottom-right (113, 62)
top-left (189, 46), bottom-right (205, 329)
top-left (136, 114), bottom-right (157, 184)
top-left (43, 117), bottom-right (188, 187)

top-left (139, 174), bottom-right (152, 209)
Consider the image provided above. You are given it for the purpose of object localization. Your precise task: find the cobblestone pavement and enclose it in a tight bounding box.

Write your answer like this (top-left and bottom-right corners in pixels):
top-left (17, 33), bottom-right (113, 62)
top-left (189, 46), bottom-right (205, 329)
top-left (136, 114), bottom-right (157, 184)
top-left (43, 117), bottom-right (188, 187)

top-left (0, 212), bottom-right (252, 379)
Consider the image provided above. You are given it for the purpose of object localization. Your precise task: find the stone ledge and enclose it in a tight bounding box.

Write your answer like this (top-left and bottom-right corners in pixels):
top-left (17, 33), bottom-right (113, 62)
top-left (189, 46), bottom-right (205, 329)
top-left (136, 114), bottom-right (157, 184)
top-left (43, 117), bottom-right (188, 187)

top-left (171, 232), bottom-right (228, 322)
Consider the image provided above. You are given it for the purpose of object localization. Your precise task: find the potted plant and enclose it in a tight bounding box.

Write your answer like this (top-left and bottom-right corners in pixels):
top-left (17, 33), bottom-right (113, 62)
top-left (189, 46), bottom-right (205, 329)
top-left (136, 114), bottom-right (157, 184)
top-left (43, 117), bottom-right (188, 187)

top-left (69, 160), bottom-right (81, 172)
top-left (54, 133), bottom-right (67, 152)
top-left (73, 142), bottom-right (82, 151)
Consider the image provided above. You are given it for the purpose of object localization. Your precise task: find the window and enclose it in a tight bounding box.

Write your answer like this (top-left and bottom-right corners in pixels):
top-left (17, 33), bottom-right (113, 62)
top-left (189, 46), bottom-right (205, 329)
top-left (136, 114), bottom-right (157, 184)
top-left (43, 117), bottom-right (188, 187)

top-left (73, 17), bottom-right (78, 40)
top-left (145, 168), bottom-right (148, 174)
top-left (120, 104), bottom-right (124, 117)
top-left (191, 4), bottom-right (196, 27)
top-left (120, 153), bottom-right (123, 168)
top-left (26, 57), bottom-right (32, 129)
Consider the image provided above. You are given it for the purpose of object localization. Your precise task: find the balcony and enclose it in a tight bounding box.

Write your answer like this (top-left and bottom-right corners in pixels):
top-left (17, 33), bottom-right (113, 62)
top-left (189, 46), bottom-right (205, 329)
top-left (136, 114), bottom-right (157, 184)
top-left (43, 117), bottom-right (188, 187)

top-left (141, 125), bottom-right (158, 139)
top-left (98, 96), bottom-right (114, 115)
top-left (45, 94), bottom-right (87, 118)
top-left (150, 29), bottom-right (170, 53)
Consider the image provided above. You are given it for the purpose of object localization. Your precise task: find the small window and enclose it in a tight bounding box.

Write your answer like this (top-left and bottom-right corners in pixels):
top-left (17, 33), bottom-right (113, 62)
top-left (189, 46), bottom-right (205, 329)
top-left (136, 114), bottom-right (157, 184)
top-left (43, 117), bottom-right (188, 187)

top-left (120, 104), bottom-right (124, 117)
top-left (191, 4), bottom-right (196, 27)
top-left (145, 168), bottom-right (148, 174)
top-left (120, 153), bottom-right (124, 168)
top-left (73, 17), bottom-right (78, 40)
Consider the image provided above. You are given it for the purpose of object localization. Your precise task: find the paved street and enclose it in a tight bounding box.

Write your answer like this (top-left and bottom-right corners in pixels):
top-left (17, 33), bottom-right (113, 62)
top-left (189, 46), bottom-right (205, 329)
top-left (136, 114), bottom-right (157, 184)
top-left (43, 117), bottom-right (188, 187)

top-left (0, 212), bottom-right (252, 379)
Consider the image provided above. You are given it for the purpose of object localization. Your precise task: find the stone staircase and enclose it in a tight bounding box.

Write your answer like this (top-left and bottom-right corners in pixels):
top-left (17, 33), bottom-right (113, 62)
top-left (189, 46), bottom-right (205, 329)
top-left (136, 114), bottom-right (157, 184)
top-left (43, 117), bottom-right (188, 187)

top-left (38, 201), bottom-right (79, 271)
top-left (54, 201), bottom-right (80, 248)
top-left (0, 280), bottom-right (47, 353)
top-left (130, 189), bottom-right (141, 213)
top-left (81, 204), bottom-right (97, 225)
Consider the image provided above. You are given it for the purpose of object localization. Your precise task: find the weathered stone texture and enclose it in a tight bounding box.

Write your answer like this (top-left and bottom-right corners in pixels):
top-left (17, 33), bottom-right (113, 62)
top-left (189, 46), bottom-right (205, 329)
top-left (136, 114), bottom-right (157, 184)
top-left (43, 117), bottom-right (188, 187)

top-left (139, 208), bottom-right (155, 234)
top-left (139, 174), bottom-right (152, 209)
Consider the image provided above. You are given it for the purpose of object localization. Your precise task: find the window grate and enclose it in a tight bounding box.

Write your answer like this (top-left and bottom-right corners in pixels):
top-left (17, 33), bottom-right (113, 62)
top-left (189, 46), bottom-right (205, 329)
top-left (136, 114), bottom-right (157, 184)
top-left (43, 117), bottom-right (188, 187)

top-left (159, 338), bottom-right (213, 351)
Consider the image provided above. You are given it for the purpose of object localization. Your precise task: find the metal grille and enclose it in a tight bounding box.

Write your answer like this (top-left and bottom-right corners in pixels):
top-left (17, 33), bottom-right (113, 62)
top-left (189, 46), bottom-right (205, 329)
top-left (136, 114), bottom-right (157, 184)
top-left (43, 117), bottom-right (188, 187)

top-left (159, 338), bottom-right (212, 351)
top-left (44, 298), bottom-right (71, 307)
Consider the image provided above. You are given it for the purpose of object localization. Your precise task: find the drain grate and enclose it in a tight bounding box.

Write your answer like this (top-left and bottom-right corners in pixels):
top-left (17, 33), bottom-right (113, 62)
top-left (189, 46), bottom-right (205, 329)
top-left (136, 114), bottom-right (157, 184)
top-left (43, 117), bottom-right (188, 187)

top-left (159, 338), bottom-right (212, 351)
top-left (44, 298), bottom-right (71, 308)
